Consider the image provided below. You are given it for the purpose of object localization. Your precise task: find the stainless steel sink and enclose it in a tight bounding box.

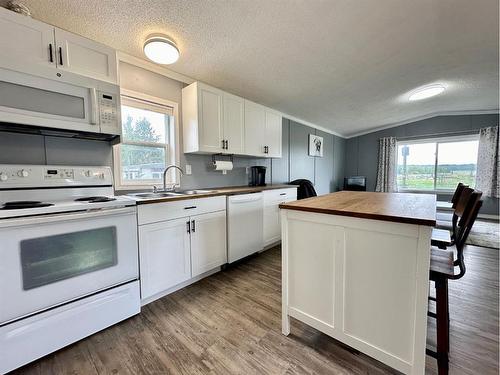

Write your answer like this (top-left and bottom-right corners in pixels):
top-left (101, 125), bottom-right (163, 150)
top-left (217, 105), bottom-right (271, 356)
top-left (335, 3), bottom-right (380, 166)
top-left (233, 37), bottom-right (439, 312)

top-left (175, 189), bottom-right (215, 195)
top-left (128, 190), bottom-right (216, 200)
top-left (130, 192), bottom-right (184, 199)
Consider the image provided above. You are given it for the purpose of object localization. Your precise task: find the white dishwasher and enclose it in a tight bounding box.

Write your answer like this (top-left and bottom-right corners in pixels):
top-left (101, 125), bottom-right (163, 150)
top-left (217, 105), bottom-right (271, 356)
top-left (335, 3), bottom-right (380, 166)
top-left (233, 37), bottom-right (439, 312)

top-left (227, 192), bottom-right (264, 263)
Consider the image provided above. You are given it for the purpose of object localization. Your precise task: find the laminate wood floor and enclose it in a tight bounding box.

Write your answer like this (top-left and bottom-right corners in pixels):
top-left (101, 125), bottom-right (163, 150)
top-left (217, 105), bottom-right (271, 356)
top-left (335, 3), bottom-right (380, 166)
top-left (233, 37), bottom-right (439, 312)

top-left (12, 245), bottom-right (498, 375)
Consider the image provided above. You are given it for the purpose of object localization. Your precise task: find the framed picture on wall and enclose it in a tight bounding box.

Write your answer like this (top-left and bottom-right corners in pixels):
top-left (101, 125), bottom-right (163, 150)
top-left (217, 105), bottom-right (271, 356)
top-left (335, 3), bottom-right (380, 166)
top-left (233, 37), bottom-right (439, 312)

top-left (308, 134), bottom-right (324, 157)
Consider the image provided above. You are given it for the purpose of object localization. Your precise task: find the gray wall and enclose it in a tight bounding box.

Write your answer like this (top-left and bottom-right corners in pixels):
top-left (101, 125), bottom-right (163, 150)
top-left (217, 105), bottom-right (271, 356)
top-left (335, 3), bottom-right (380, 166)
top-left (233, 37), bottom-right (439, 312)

top-left (344, 114), bottom-right (500, 215)
top-left (0, 131), bottom-right (112, 166)
top-left (281, 119), bottom-right (344, 195)
top-left (0, 62), bottom-right (339, 195)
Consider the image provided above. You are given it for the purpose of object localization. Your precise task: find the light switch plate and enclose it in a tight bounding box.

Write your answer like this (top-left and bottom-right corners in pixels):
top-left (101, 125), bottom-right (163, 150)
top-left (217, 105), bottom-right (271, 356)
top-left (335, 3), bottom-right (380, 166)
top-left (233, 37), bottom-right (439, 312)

top-left (245, 167), bottom-right (249, 175)
top-left (185, 164), bottom-right (192, 175)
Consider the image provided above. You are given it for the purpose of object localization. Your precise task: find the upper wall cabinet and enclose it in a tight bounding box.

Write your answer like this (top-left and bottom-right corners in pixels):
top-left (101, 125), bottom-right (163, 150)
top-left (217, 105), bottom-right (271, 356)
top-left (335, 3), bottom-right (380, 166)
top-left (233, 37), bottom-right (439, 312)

top-left (0, 7), bottom-right (118, 84)
top-left (244, 100), bottom-right (282, 158)
top-left (0, 7), bottom-right (55, 72)
top-left (54, 29), bottom-right (117, 83)
top-left (182, 82), bottom-right (244, 154)
top-left (182, 81), bottom-right (282, 158)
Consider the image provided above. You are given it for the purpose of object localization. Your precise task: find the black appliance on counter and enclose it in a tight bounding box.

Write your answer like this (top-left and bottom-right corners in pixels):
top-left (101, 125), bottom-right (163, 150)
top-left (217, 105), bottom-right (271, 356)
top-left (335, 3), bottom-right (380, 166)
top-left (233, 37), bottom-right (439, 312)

top-left (344, 176), bottom-right (367, 191)
top-left (249, 166), bottom-right (267, 186)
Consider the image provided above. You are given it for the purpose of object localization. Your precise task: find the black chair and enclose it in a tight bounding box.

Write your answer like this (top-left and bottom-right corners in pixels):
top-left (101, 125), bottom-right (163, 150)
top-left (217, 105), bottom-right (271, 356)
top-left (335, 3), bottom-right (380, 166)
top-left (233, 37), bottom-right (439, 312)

top-left (426, 187), bottom-right (483, 374)
top-left (290, 179), bottom-right (317, 200)
top-left (431, 183), bottom-right (468, 249)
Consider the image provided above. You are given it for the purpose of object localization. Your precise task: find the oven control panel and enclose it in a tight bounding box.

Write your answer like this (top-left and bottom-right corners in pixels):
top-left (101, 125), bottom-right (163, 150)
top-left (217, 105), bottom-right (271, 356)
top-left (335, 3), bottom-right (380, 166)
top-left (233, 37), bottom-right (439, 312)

top-left (0, 165), bottom-right (113, 188)
top-left (44, 168), bottom-right (74, 179)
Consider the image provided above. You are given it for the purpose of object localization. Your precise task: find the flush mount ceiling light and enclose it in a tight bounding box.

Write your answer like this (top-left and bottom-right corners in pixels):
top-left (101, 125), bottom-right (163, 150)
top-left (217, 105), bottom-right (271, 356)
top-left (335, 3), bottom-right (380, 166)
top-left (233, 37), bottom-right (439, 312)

top-left (143, 35), bottom-right (179, 64)
top-left (408, 84), bottom-right (446, 101)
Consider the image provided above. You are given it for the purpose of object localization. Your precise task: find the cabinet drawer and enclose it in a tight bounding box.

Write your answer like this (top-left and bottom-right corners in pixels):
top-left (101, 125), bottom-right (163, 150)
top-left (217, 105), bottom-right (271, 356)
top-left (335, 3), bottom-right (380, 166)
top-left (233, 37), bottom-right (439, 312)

top-left (263, 188), bottom-right (297, 205)
top-left (138, 196), bottom-right (226, 225)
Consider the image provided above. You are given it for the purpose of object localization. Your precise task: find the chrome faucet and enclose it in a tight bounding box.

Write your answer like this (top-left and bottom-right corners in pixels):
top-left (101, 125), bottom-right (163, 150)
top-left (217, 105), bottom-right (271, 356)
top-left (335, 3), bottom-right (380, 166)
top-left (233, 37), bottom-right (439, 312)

top-left (162, 165), bottom-right (184, 191)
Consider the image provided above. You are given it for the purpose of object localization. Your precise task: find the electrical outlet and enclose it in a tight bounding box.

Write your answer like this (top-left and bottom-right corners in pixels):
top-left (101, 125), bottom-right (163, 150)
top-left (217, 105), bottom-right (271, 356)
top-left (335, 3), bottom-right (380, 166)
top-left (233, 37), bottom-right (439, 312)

top-left (185, 164), bottom-right (192, 175)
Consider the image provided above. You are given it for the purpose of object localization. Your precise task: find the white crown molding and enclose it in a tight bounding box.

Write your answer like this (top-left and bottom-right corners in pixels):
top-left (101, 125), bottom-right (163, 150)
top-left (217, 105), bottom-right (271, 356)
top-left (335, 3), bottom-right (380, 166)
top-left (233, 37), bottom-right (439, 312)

top-left (117, 51), bottom-right (195, 85)
top-left (116, 51), bottom-right (345, 138)
top-left (344, 109), bottom-right (500, 139)
top-left (283, 114), bottom-right (345, 137)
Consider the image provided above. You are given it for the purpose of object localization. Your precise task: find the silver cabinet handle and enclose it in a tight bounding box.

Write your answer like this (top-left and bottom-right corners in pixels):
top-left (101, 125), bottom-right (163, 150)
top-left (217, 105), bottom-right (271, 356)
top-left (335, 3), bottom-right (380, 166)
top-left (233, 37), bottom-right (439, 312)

top-left (186, 221), bottom-right (191, 233)
top-left (191, 220), bottom-right (196, 232)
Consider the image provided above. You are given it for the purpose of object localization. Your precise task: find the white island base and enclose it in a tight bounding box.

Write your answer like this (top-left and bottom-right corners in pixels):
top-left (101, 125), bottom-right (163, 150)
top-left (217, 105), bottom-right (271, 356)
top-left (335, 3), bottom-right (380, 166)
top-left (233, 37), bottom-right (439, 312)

top-left (281, 209), bottom-right (432, 375)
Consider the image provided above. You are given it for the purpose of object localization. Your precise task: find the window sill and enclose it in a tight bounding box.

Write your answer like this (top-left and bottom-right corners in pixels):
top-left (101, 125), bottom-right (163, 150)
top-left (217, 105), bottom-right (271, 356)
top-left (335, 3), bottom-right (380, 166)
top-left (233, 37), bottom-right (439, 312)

top-left (397, 188), bottom-right (455, 195)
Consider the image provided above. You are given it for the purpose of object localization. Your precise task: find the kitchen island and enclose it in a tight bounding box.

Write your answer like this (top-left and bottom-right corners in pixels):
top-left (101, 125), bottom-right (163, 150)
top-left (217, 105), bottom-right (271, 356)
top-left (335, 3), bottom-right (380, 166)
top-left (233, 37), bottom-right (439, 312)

top-left (279, 191), bottom-right (436, 375)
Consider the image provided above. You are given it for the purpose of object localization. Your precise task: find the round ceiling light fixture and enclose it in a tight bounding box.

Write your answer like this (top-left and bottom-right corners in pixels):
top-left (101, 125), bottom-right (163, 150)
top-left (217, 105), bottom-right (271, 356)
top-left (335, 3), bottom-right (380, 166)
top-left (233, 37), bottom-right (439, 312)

top-left (143, 35), bottom-right (179, 64)
top-left (408, 84), bottom-right (446, 101)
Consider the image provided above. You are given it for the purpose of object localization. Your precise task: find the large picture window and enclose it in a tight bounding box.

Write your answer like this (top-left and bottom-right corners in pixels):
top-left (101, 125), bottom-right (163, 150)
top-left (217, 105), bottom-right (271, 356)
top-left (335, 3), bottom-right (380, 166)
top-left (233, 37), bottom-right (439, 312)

top-left (396, 135), bottom-right (479, 191)
top-left (114, 91), bottom-right (178, 190)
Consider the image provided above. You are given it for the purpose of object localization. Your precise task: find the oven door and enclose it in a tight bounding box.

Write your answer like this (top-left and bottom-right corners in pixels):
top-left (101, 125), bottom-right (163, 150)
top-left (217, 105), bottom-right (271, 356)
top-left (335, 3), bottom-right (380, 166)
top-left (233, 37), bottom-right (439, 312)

top-left (0, 206), bottom-right (138, 325)
top-left (0, 67), bottom-right (99, 133)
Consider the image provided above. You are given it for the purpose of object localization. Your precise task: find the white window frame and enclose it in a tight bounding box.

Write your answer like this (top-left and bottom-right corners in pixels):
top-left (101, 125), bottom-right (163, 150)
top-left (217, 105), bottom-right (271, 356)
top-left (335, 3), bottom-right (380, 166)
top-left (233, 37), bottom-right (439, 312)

top-left (113, 89), bottom-right (180, 191)
top-left (396, 134), bottom-right (479, 193)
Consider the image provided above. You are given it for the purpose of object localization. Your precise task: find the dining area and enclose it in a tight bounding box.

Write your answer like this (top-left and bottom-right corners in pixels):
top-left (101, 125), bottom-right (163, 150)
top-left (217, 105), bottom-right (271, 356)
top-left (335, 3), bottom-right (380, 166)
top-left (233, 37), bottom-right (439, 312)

top-left (279, 182), bottom-right (485, 375)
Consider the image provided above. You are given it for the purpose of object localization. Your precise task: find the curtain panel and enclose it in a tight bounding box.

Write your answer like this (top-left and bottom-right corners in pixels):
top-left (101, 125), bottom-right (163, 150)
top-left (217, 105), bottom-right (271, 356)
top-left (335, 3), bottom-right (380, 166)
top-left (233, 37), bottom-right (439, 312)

top-left (476, 126), bottom-right (499, 198)
top-left (375, 137), bottom-right (397, 192)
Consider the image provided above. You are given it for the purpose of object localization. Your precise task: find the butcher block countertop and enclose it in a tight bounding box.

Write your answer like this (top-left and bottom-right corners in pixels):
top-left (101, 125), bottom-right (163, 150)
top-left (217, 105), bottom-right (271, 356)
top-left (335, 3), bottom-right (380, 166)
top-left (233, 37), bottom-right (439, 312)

top-left (279, 191), bottom-right (436, 226)
top-left (133, 184), bottom-right (297, 204)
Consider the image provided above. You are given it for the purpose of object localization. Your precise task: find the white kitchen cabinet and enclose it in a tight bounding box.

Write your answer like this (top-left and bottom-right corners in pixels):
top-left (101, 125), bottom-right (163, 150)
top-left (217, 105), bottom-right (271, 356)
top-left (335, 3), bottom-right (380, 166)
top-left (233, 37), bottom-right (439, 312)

top-left (0, 7), bottom-right (55, 72)
top-left (0, 7), bottom-right (117, 84)
top-left (223, 92), bottom-right (245, 154)
top-left (54, 29), bottom-right (117, 83)
top-left (263, 188), bottom-right (297, 247)
top-left (244, 100), bottom-right (282, 158)
top-left (265, 109), bottom-right (282, 158)
top-left (244, 100), bottom-right (266, 156)
top-left (137, 196), bottom-right (227, 304)
top-left (183, 82), bottom-right (282, 158)
top-left (138, 217), bottom-right (191, 301)
top-left (190, 210), bottom-right (227, 277)
top-left (183, 82), bottom-right (245, 154)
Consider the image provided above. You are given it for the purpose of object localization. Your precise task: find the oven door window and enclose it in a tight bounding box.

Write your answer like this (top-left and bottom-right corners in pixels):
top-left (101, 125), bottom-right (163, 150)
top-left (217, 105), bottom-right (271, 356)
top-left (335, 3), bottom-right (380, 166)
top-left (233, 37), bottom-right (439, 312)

top-left (20, 227), bottom-right (117, 290)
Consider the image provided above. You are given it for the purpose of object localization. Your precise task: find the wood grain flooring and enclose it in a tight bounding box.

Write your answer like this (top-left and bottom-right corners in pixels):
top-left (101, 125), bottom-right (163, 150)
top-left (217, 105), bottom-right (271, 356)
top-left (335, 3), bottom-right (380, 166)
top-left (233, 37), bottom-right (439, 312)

top-left (11, 244), bottom-right (498, 375)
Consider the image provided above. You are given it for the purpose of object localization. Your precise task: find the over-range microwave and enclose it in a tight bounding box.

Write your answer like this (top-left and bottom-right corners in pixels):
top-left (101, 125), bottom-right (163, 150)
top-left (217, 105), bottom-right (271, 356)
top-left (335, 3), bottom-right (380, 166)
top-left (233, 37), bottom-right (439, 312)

top-left (0, 67), bottom-right (121, 137)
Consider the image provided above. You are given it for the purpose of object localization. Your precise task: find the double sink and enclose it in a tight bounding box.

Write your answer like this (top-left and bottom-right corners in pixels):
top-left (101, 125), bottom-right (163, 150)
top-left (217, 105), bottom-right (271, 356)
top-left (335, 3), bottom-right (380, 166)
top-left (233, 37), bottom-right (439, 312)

top-left (129, 189), bottom-right (216, 200)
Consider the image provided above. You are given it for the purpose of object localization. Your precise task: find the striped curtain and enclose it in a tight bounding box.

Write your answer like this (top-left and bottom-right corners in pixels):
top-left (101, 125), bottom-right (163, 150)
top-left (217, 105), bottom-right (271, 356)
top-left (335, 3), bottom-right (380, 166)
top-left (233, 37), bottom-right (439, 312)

top-left (476, 126), bottom-right (499, 198)
top-left (375, 137), bottom-right (397, 192)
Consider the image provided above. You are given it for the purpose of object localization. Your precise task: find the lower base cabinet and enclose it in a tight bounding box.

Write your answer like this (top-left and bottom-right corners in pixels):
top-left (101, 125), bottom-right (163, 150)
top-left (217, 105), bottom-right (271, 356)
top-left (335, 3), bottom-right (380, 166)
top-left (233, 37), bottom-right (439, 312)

top-left (137, 197), bottom-right (227, 303)
top-left (191, 211), bottom-right (227, 277)
top-left (139, 218), bottom-right (191, 300)
top-left (263, 188), bottom-right (298, 247)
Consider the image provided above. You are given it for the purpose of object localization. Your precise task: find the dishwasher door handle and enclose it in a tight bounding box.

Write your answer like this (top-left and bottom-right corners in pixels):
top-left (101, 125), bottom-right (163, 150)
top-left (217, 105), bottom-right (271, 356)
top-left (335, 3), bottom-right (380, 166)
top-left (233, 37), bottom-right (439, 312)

top-left (229, 193), bottom-right (263, 203)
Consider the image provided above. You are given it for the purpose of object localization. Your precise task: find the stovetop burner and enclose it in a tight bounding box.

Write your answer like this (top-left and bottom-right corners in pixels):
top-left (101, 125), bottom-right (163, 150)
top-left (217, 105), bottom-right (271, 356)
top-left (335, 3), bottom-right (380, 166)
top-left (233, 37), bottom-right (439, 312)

top-left (1, 201), bottom-right (55, 210)
top-left (75, 196), bottom-right (117, 203)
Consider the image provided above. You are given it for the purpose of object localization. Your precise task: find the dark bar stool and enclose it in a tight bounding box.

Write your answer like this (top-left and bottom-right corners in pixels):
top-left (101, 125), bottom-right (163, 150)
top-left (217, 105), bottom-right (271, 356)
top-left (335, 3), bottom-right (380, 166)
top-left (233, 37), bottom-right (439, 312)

top-left (431, 183), bottom-right (469, 249)
top-left (426, 188), bottom-right (483, 374)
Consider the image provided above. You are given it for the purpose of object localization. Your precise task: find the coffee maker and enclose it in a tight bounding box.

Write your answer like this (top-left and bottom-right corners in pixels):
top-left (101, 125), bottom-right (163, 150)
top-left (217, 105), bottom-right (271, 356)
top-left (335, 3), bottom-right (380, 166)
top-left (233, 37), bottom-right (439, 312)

top-left (249, 166), bottom-right (267, 186)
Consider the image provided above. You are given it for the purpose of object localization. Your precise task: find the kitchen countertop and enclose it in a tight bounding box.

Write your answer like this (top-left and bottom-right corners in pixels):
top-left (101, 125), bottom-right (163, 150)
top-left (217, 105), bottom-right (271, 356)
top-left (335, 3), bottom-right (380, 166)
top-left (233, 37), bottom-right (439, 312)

top-left (133, 184), bottom-right (298, 204)
top-left (279, 191), bottom-right (436, 226)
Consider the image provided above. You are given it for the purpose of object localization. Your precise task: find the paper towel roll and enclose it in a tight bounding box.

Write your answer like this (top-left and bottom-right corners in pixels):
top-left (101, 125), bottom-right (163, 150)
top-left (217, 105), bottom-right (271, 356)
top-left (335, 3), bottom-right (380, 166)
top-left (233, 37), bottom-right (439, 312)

top-left (213, 160), bottom-right (233, 171)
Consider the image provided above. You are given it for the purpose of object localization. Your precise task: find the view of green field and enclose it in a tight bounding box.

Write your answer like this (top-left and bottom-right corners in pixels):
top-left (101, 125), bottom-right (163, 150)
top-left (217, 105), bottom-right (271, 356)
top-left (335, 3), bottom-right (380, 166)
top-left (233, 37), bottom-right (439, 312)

top-left (397, 164), bottom-right (476, 190)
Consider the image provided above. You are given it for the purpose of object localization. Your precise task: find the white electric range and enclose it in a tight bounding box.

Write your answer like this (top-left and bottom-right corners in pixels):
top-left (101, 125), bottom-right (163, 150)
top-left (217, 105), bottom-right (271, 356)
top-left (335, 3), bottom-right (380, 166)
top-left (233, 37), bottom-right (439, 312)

top-left (0, 164), bottom-right (140, 374)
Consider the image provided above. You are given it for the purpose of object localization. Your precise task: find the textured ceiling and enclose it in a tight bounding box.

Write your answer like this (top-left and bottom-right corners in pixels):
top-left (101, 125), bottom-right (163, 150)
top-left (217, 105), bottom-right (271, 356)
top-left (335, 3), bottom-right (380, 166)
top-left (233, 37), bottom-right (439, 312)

top-left (3, 0), bottom-right (498, 137)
